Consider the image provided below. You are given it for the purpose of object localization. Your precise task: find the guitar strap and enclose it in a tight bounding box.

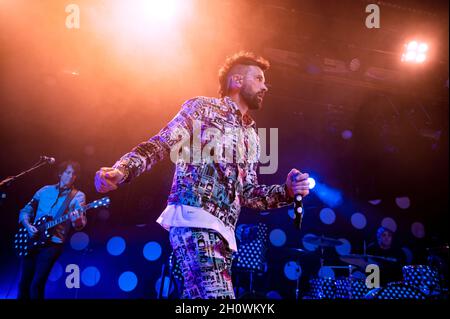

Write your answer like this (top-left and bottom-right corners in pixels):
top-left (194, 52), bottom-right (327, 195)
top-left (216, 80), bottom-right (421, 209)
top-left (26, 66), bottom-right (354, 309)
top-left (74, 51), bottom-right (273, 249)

top-left (54, 188), bottom-right (78, 219)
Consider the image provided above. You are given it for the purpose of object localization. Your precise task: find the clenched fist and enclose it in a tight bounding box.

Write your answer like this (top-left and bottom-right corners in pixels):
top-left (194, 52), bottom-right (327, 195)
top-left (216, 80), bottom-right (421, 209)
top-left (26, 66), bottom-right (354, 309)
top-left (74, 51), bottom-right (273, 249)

top-left (94, 167), bottom-right (125, 193)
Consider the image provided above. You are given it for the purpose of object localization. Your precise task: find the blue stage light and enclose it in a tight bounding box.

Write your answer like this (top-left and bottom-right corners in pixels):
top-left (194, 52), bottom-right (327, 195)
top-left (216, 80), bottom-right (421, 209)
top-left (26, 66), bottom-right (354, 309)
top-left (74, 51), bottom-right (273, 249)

top-left (82, 266), bottom-right (101, 287)
top-left (307, 177), bottom-right (316, 189)
top-left (143, 241), bottom-right (162, 261)
top-left (107, 236), bottom-right (126, 256)
top-left (118, 271), bottom-right (138, 292)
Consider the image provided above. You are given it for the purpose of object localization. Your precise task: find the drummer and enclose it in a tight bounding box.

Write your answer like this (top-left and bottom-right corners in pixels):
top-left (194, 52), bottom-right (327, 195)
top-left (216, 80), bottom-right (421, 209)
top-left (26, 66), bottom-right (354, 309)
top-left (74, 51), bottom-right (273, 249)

top-left (367, 226), bottom-right (406, 285)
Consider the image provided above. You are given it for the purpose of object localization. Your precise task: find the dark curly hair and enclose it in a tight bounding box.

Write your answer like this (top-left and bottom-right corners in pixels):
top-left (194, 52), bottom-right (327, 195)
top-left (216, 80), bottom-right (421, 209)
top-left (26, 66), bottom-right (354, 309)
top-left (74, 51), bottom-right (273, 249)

top-left (57, 160), bottom-right (81, 178)
top-left (218, 51), bottom-right (270, 98)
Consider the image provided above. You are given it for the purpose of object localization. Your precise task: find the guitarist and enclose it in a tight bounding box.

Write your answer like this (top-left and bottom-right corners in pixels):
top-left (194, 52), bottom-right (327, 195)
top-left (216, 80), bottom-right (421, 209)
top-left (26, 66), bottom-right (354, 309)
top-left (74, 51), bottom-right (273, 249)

top-left (17, 160), bottom-right (86, 299)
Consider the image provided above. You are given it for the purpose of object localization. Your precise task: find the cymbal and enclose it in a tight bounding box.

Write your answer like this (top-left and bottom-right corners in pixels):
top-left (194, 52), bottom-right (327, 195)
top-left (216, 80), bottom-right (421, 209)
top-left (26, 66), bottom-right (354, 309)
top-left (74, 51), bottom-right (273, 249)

top-left (283, 247), bottom-right (311, 255)
top-left (340, 254), bottom-right (397, 268)
top-left (323, 265), bottom-right (357, 269)
top-left (366, 254), bottom-right (397, 263)
top-left (340, 254), bottom-right (373, 268)
top-left (303, 235), bottom-right (343, 247)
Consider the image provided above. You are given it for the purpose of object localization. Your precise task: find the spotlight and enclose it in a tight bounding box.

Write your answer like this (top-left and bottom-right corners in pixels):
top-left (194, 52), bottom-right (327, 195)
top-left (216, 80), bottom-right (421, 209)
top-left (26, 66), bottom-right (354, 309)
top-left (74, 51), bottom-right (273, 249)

top-left (407, 41), bottom-right (418, 51)
top-left (307, 177), bottom-right (316, 190)
top-left (416, 53), bottom-right (426, 63)
top-left (142, 0), bottom-right (178, 21)
top-left (401, 40), bottom-right (429, 64)
top-left (418, 43), bottom-right (428, 53)
top-left (313, 182), bottom-right (343, 208)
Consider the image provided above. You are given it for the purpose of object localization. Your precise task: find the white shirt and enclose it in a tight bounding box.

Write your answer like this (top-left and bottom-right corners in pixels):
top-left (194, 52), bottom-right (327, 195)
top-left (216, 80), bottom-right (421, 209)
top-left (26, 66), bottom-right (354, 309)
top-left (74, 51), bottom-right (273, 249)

top-left (156, 204), bottom-right (238, 252)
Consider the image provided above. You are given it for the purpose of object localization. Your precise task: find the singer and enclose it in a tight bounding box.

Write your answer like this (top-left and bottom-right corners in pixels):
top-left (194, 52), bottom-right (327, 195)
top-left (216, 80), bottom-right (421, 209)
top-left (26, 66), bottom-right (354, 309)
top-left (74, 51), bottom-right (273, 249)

top-left (16, 160), bottom-right (86, 299)
top-left (94, 52), bottom-right (310, 299)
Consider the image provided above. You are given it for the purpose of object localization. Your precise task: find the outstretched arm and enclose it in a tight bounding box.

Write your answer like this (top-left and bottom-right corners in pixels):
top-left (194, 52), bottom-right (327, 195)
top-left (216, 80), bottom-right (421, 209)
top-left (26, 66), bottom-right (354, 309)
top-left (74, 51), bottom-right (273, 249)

top-left (95, 98), bottom-right (204, 193)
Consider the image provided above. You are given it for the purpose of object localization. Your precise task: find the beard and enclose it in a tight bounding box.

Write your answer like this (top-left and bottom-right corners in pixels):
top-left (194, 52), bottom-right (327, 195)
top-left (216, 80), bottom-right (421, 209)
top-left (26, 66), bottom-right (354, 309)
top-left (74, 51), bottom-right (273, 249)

top-left (240, 83), bottom-right (263, 110)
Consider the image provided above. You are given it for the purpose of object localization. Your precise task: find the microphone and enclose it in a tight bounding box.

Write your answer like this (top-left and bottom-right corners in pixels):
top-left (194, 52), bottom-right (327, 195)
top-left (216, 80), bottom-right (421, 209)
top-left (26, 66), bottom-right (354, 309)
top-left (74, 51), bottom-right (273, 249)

top-left (291, 172), bottom-right (304, 230)
top-left (40, 156), bottom-right (56, 164)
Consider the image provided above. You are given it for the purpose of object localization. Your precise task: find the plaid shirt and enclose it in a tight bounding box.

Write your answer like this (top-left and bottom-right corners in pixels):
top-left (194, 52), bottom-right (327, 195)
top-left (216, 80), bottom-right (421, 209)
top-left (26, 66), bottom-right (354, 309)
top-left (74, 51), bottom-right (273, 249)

top-left (113, 96), bottom-right (293, 232)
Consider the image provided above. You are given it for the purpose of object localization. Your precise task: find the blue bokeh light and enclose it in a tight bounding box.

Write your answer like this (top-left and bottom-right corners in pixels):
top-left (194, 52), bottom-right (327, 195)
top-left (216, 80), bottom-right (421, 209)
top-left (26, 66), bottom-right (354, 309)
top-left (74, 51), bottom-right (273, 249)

top-left (48, 262), bottom-right (63, 282)
top-left (107, 236), bottom-right (126, 256)
top-left (307, 177), bottom-right (316, 189)
top-left (81, 266), bottom-right (101, 287)
top-left (314, 182), bottom-right (344, 208)
top-left (118, 271), bottom-right (138, 292)
top-left (318, 266), bottom-right (335, 279)
top-left (335, 238), bottom-right (351, 255)
top-left (351, 212), bottom-right (367, 229)
top-left (284, 261), bottom-right (302, 280)
top-left (269, 228), bottom-right (287, 247)
top-left (70, 232), bottom-right (89, 251)
top-left (143, 241), bottom-right (162, 261)
top-left (320, 208), bottom-right (336, 225)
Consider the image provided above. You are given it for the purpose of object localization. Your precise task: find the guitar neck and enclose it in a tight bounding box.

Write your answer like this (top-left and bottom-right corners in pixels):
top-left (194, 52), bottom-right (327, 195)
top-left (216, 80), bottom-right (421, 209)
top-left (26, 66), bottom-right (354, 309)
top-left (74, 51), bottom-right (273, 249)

top-left (43, 202), bottom-right (94, 230)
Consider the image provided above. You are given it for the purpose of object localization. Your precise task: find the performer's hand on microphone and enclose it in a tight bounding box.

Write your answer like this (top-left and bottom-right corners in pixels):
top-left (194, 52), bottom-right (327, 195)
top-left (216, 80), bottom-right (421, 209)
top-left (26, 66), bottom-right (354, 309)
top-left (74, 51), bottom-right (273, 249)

top-left (286, 169), bottom-right (310, 199)
top-left (94, 167), bottom-right (125, 193)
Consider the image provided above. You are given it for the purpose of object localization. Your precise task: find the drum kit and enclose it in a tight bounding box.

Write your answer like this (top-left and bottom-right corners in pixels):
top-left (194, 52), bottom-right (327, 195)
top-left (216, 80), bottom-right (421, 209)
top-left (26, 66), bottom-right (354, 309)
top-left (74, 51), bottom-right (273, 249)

top-left (286, 234), bottom-right (448, 300)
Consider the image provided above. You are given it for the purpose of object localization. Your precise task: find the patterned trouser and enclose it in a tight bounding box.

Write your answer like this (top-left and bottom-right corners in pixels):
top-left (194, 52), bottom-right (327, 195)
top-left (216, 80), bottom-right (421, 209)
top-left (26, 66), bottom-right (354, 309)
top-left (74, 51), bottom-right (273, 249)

top-left (169, 227), bottom-right (235, 299)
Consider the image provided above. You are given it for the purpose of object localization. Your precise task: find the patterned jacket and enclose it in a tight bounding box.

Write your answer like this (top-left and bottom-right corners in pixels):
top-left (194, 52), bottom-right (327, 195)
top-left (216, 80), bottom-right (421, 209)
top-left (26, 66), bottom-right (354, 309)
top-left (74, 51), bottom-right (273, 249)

top-left (113, 96), bottom-right (293, 232)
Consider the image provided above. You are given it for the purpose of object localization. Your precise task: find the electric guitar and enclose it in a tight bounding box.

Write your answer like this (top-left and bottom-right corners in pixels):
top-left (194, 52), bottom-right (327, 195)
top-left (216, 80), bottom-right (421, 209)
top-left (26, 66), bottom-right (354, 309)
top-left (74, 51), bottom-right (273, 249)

top-left (14, 196), bottom-right (110, 257)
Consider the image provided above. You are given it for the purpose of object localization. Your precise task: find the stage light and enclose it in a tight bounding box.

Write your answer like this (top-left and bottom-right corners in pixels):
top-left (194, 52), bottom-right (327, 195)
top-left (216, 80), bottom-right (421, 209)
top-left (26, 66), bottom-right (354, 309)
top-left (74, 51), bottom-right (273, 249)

top-left (81, 266), bottom-right (101, 287)
top-left (418, 43), bottom-right (428, 53)
top-left (402, 40), bottom-right (429, 64)
top-left (307, 177), bottom-right (316, 189)
top-left (118, 271), bottom-right (138, 292)
top-left (407, 41), bottom-right (418, 51)
top-left (70, 232), bottom-right (89, 250)
top-left (416, 53), bottom-right (426, 63)
top-left (314, 182), bottom-right (343, 208)
top-left (108, 0), bottom-right (186, 41)
top-left (143, 241), bottom-right (162, 261)
top-left (107, 236), bottom-right (126, 256)
top-left (269, 228), bottom-right (287, 247)
top-left (141, 0), bottom-right (178, 22)
top-left (404, 51), bottom-right (416, 61)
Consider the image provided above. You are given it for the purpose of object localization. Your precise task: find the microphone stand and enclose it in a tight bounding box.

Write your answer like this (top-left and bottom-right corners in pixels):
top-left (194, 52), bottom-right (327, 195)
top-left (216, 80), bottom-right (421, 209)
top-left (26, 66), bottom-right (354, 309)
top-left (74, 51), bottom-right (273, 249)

top-left (0, 159), bottom-right (49, 189)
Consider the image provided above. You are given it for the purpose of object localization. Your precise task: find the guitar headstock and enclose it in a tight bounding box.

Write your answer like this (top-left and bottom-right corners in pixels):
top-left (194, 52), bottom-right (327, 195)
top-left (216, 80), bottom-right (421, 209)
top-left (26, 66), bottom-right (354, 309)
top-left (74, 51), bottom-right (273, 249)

top-left (88, 197), bottom-right (111, 210)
